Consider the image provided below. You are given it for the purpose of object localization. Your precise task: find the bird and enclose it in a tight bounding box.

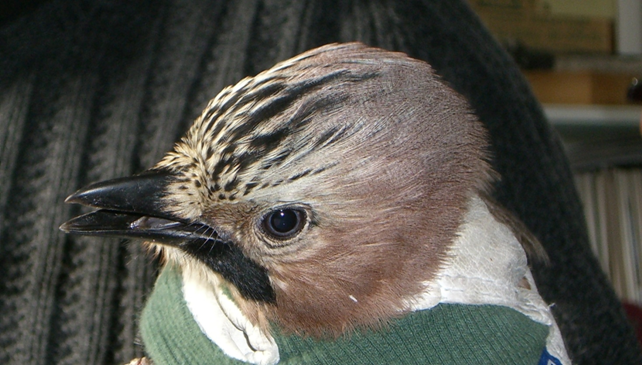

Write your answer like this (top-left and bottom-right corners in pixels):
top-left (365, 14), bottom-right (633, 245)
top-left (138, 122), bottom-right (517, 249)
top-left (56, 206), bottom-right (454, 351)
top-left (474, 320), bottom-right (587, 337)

top-left (61, 43), bottom-right (569, 364)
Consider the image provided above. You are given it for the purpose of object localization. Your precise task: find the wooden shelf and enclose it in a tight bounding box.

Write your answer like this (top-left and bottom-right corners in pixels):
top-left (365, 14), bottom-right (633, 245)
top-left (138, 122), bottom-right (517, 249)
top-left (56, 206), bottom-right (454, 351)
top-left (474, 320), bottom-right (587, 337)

top-left (545, 104), bottom-right (641, 170)
top-left (544, 104), bottom-right (641, 127)
top-left (525, 71), bottom-right (638, 105)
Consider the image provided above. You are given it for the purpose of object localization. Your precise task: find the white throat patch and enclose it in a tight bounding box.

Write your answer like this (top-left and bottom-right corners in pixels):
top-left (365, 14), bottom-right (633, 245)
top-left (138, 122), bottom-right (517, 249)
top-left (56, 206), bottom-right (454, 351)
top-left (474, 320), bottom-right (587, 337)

top-left (409, 195), bottom-right (570, 364)
top-left (181, 267), bottom-right (279, 364)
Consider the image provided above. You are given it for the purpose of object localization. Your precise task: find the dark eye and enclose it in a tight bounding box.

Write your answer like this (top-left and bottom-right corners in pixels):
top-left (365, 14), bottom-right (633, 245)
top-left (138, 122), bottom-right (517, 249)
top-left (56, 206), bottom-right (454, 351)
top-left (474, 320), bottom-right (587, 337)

top-left (262, 208), bottom-right (306, 239)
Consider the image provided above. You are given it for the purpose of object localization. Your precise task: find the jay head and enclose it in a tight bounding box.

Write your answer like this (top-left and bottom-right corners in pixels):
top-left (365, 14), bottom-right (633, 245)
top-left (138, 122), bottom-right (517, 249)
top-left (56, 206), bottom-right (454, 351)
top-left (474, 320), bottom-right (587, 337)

top-left (61, 43), bottom-right (537, 339)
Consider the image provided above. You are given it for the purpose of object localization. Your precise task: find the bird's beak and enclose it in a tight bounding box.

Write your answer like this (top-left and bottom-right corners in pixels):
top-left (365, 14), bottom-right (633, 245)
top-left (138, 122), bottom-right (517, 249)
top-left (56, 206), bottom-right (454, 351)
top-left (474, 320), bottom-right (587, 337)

top-left (60, 170), bottom-right (214, 246)
top-left (62, 170), bottom-right (277, 303)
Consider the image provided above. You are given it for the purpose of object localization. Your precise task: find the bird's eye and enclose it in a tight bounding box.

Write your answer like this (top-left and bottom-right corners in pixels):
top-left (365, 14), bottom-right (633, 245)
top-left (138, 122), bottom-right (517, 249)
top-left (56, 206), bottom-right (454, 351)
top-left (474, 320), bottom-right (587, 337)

top-left (262, 208), bottom-right (306, 240)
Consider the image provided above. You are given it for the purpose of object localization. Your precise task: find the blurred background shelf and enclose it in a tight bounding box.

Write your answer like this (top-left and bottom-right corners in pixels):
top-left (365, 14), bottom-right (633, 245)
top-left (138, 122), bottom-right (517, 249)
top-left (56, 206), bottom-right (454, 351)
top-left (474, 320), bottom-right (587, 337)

top-left (545, 104), bottom-right (641, 170)
top-left (467, 0), bottom-right (642, 317)
top-left (545, 104), bottom-right (640, 127)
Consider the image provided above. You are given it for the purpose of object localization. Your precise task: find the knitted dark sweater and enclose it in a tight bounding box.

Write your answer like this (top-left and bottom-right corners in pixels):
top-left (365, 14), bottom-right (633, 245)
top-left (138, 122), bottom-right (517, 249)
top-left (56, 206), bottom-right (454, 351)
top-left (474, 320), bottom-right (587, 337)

top-left (0, 0), bottom-right (639, 364)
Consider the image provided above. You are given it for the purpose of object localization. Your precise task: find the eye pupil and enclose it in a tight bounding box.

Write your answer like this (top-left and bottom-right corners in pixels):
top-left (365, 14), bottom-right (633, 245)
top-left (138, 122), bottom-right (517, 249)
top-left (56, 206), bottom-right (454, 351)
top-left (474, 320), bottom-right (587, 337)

top-left (263, 208), bottom-right (305, 239)
top-left (271, 210), bottom-right (298, 233)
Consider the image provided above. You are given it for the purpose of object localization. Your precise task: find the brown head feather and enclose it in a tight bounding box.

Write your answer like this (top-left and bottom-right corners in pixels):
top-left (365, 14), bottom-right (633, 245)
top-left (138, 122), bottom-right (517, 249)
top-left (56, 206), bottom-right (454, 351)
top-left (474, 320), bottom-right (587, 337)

top-left (155, 43), bottom-right (495, 337)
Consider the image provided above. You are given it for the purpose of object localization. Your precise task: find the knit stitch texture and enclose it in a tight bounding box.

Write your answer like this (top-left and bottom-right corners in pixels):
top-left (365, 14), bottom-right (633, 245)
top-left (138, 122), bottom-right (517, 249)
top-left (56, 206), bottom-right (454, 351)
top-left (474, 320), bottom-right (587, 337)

top-left (0, 0), bottom-right (639, 363)
top-left (141, 266), bottom-right (549, 364)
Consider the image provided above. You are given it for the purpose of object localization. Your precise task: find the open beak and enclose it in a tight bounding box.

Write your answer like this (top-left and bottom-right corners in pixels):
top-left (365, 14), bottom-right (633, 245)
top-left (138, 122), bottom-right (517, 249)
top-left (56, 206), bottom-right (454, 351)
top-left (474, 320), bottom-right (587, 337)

top-left (60, 170), bottom-right (215, 246)
top-left (61, 169), bottom-right (276, 303)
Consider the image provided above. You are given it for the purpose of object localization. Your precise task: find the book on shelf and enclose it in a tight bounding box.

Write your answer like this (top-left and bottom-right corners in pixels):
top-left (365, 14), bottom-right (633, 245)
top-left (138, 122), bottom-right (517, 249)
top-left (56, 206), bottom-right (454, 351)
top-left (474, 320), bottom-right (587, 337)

top-left (574, 167), bottom-right (642, 305)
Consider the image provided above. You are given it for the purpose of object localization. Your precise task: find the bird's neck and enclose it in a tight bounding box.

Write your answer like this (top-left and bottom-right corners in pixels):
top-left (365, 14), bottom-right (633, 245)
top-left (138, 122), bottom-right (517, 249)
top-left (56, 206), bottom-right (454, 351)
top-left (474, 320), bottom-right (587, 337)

top-left (409, 195), bottom-right (545, 314)
top-left (143, 195), bottom-right (569, 364)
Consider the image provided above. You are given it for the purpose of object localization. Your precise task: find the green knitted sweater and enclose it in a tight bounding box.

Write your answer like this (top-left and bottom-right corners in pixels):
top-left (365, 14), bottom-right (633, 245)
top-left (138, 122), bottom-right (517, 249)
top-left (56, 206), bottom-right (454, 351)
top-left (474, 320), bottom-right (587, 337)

top-left (140, 266), bottom-right (550, 364)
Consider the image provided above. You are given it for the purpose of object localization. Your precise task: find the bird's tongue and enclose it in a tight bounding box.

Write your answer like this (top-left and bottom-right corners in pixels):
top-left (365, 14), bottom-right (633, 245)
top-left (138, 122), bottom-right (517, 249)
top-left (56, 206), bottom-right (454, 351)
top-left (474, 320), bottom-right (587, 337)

top-left (131, 215), bottom-right (185, 231)
top-left (60, 209), bottom-right (216, 246)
